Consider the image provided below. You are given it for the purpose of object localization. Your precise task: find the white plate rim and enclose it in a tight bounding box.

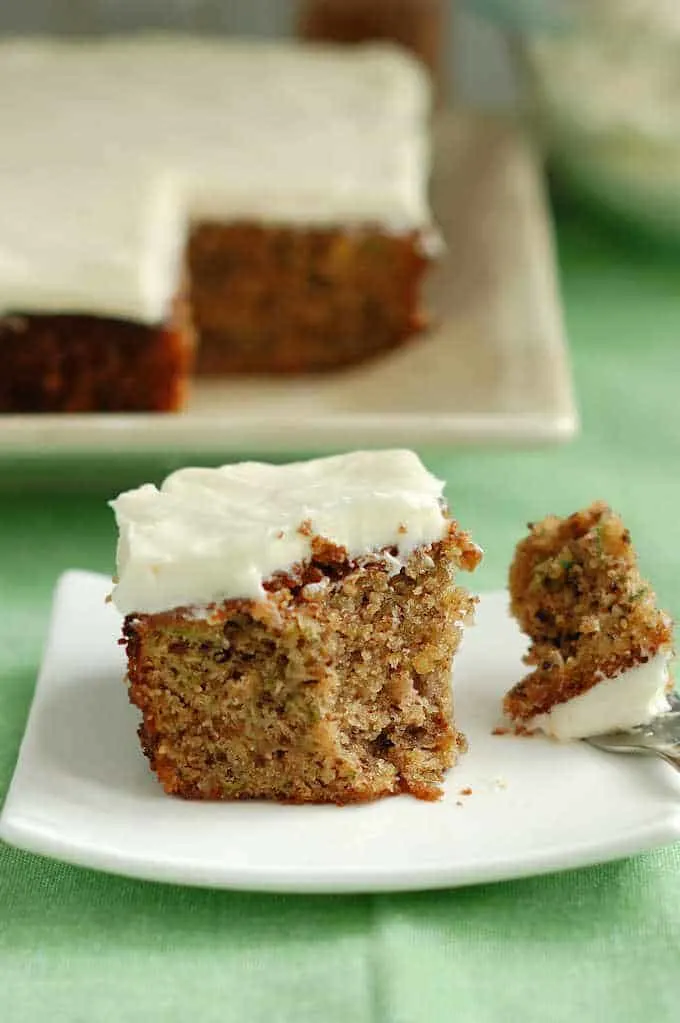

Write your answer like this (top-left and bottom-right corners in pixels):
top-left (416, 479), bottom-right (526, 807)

top-left (2, 811), bottom-right (678, 894)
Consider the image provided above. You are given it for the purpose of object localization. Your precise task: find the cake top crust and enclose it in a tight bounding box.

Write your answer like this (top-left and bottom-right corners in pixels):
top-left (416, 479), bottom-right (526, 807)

top-left (0, 36), bottom-right (432, 324)
top-left (110, 449), bottom-right (452, 614)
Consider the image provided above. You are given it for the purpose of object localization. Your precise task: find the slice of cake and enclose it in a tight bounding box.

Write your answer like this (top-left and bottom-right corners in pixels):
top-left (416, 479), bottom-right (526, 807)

top-left (110, 450), bottom-right (481, 803)
top-left (0, 38), bottom-right (436, 411)
top-left (503, 502), bottom-right (674, 740)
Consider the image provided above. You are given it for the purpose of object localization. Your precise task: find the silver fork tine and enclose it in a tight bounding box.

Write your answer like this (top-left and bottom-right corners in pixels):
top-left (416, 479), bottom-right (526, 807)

top-left (584, 693), bottom-right (680, 773)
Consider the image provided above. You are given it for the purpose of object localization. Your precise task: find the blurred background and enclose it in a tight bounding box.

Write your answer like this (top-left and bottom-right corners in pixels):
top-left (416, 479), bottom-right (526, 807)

top-left (3, 0), bottom-right (678, 243)
top-left (0, 1), bottom-right (518, 109)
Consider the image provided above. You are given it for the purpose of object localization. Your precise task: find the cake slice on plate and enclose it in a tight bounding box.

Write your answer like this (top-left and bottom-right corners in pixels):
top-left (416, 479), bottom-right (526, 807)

top-left (504, 501), bottom-right (674, 740)
top-left (110, 450), bottom-right (481, 802)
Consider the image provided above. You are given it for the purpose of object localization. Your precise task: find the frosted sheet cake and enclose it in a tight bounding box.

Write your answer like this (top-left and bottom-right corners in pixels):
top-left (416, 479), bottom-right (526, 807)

top-left (0, 38), bottom-right (436, 410)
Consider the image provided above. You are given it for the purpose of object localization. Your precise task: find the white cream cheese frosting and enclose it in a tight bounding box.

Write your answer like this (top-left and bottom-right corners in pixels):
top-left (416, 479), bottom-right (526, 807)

top-left (528, 650), bottom-right (672, 741)
top-left (110, 450), bottom-right (452, 615)
top-left (0, 37), bottom-right (432, 324)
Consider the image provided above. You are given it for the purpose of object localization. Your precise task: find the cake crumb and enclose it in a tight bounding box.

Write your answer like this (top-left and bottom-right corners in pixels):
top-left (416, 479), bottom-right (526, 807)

top-left (398, 523), bottom-right (408, 535)
top-left (297, 519), bottom-right (313, 537)
top-left (459, 786), bottom-right (472, 796)
top-left (492, 725), bottom-right (509, 736)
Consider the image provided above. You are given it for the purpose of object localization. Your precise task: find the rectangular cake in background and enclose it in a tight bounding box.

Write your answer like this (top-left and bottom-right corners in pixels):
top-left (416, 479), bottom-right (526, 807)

top-left (0, 38), bottom-right (436, 411)
top-left (110, 450), bottom-right (481, 803)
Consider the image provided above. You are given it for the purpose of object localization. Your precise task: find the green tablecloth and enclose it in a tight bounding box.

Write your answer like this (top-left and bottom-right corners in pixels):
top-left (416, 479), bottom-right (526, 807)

top-left (1, 209), bottom-right (679, 1022)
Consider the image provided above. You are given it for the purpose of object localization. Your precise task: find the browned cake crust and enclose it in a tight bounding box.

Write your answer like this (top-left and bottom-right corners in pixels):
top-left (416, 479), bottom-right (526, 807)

top-left (188, 222), bottom-right (430, 374)
top-left (504, 501), bottom-right (673, 722)
top-left (122, 523), bottom-right (481, 804)
top-left (0, 297), bottom-right (194, 413)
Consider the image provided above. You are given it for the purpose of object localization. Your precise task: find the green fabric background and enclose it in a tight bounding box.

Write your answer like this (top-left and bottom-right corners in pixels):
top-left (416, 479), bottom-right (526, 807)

top-left (1, 209), bottom-right (679, 1021)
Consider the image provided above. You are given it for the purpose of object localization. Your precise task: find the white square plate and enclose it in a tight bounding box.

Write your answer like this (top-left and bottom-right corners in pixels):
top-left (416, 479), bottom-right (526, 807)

top-left (1, 571), bottom-right (678, 893)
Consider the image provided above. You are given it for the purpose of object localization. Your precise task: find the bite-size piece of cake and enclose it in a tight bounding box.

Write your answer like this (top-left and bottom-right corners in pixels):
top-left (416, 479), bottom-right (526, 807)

top-left (504, 501), bottom-right (674, 740)
top-left (110, 450), bottom-right (481, 803)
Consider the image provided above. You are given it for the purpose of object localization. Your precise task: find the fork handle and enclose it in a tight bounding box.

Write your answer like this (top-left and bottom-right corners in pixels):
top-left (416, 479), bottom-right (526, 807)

top-left (659, 750), bottom-right (680, 773)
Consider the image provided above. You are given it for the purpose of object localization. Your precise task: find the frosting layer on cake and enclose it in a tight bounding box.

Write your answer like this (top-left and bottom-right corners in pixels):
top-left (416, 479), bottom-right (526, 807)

top-left (528, 650), bottom-right (672, 741)
top-left (0, 37), bottom-right (431, 324)
top-left (110, 450), bottom-right (451, 614)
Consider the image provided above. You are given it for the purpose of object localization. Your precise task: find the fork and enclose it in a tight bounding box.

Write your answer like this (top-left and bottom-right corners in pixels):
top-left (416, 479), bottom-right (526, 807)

top-left (585, 692), bottom-right (680, 772)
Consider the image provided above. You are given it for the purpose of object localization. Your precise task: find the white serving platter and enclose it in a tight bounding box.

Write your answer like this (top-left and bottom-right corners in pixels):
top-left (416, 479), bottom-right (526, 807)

top-left (0, 113), bottom-right (576, 456)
